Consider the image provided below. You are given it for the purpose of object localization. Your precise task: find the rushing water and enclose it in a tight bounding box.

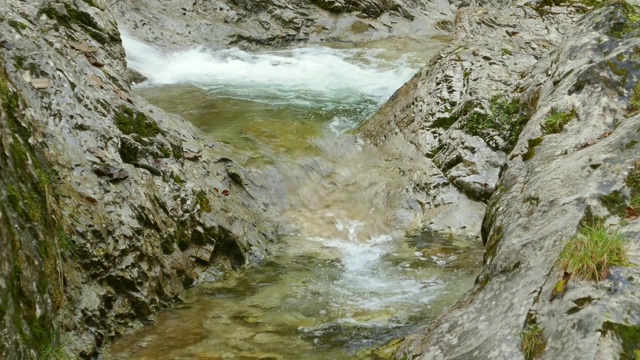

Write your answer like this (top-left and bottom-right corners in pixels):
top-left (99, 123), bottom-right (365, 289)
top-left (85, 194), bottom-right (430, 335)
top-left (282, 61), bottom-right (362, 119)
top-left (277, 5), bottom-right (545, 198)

top-left (109, 35), bottom-right (482, 359)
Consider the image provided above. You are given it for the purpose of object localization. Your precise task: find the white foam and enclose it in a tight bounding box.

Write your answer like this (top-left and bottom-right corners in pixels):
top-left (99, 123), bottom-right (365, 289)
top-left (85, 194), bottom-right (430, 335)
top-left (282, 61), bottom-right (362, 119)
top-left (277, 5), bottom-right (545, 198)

top-left (120, 32), bottom-right (416, 107)
top-left (308, 221), bottom-right (442, 312)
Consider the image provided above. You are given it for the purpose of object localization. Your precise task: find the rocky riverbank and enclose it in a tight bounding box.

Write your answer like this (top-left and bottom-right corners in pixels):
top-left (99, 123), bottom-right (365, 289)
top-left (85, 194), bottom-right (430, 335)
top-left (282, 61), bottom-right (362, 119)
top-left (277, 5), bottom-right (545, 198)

top-left (0, 0), bottom-right (281, 357)
top-left (1, 0), bottom-right (640, 359)
top-left (359, 1), bottom-right (640, 358)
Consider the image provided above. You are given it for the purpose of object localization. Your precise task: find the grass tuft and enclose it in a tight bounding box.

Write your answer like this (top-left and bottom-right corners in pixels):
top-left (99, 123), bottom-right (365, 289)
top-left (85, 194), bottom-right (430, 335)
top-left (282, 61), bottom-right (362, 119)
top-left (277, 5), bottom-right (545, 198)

top-left (559, 224), bottom-right (629, 281)
top-left (627, 161), bottom-right (640, 208)
top-left (521, 323), bottom-right (546, 360)
top-left (542, 108), bottom-right (576, 134)
top-left (630, 82), bottom-right (640, 112)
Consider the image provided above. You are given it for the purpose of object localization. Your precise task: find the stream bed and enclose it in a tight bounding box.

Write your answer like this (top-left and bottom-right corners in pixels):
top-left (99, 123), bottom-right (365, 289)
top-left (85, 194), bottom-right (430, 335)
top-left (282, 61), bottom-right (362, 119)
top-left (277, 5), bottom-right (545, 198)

top-left (108, 36), bottom-right (483, 359)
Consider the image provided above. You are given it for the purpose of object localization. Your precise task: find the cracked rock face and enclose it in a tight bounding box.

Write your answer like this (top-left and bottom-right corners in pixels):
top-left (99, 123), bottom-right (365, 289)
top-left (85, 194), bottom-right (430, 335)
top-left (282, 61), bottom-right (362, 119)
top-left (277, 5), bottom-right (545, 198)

top-left (359, 2), bottom-right (640, 359)
top-left (359, 3), bottom-right (576, 236)
top-left (0, 0), bottom-right (281, 357)
top-left (109, 0), bottom-right (454, 50)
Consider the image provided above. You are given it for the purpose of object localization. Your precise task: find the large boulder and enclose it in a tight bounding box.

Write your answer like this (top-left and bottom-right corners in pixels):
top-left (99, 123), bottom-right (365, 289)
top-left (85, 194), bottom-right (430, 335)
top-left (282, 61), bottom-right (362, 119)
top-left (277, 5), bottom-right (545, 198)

top-left (359, 2), bottom-right (576, 236)
top-left (370, 2), bottom-right (640, 359)
top-left (0, 0), bottom-right (280, 357)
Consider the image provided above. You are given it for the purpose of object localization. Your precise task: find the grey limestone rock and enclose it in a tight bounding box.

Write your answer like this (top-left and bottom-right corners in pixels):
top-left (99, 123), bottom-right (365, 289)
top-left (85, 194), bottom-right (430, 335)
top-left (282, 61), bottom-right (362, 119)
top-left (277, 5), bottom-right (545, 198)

top-left (109, 0), bottom-right (455, 50)
top-left (0, 0), bottom-right (281, 357)
top-left (372, 2), bottom-right (640, 359)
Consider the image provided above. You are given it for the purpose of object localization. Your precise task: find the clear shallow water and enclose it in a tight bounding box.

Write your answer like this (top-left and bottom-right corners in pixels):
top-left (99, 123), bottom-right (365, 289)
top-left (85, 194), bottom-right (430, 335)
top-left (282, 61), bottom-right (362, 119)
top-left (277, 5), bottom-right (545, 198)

top-left (110, 35), bottom-right (482, 359)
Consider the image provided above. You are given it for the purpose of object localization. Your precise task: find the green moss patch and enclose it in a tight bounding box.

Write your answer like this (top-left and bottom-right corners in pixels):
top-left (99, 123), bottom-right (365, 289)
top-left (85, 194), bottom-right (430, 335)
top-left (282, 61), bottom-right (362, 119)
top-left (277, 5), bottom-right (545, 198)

top-left (118, 138), bottom-right (141, 164)
top-left (460, 95), bottom-right (528, 150)
top-left (602, 322), bottom-right (640, 360)
top-left (629, 82), bottom-right (640, 112)
top-left (628, 161), bottom-right (640, 208)
top-left (610, 1), bottom-right (640, 39)
top-left (41, 4), bottom-right (118, 44)
top-left (1, 66), bottom-right (65, 358)
top-left (559, 223), bottom-right (629, 281)
top-left (8, 20), bottom-right (28, 35)
top-left (601, 191), bottom-right (627, 217)
top-left (542, 108), bottom-right (576, 134)
top-left (113, 106), bottom-right (162, 137)
top-left (522, 137), bottom-right (543, 161)
top-left (195, 191), bottom-right (212, 213)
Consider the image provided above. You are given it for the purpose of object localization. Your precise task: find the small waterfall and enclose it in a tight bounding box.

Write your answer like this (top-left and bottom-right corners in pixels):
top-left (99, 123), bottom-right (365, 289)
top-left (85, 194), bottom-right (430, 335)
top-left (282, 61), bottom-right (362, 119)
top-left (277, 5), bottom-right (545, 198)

top-left (121, 32), bottom-right (416, 111)
top-left (110, 33), bottom-right (482, 360)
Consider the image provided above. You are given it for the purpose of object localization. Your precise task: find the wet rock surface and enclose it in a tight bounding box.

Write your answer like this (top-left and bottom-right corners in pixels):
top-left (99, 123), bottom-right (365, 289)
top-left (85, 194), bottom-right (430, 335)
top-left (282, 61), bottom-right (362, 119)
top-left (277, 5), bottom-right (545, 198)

top-left (356, 1), bottom-right (640, 359)
top-left (110, 0), bottom-right (454, 50)
top-left (3, 0), bottom-right (640, 358)
top-left (360, 3), bottom-right (577, 236)
top-left (0, 0), bottom-right (281, 357)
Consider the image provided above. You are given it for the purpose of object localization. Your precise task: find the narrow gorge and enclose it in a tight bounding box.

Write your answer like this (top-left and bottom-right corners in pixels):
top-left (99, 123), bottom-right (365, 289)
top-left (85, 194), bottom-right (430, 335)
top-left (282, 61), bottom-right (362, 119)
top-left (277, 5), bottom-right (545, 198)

top-left (0, 0), bottom-right (639, 359)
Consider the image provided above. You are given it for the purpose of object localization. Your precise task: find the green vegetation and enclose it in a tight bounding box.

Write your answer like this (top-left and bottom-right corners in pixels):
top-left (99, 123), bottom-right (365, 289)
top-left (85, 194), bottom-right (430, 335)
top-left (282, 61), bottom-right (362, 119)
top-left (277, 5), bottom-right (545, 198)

top-left (12, 55), bottom-right (26, 70)
top-left (601, 191), bottom-right (627, 217)
top-left (170, 172), bottom-right (184, 186)
top-left (484, 225), bottom-right (504, 263)
top-left (118, 138), bottom-right (141, 164)
top-left (600, 162), bottom-right (640, 220)
top-left (602, 322), bottom-right (640, 360)
top-left (1, 66), bottom-right (65, 359)
top-left (521, 323), bottom-right (546, 360)
top-left (171, 143), bottom-right (183, 159)
top-left (459, 95), bottom-right (528, 150)
top-left (38, 332), bottom-right (69, 360)
top-left (628, 161), bottom-right (640, 207)
top-left (502, 48), bottom-right (513, 56)
top-left (542, 108), bottom-right (576, 133)
top-left (158, 144), bottom-right (172, 158)
top-left (196, 191), bottom-right (212, 213)
top-left (522, 137), bottom-right (543, 161)
top-left (610, 1), bottom-right (640, 39)
top-left (41, 4), bottom-right (119, 44)
top-left (629, 82), bottom-right (640, 112)
top-left (8, 19), bottom-right (28, 35)
top-left (559, 223), bottom-right (629, 281)
top-left (113, 106), bottom-right (162, 137)
top-left (607, 60), bottom-right (629, 87)
top-left (57, 228), bottom-right (75, 255)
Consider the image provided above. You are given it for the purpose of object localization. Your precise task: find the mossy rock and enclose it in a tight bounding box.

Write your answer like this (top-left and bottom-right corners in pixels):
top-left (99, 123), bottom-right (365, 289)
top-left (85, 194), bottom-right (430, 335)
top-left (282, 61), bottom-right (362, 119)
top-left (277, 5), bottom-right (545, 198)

top-left (542, 108), bottom-right (576, 134)
top-left (460, 95), bottom-right (528, 151)
top-left (0, 65), bottom-right (65, 358)
top-left (113, 106), bottom-right (163, 138)
top-left (41, 3), bottom-right (119, 44)
top-left (602, 322), bottom-right (640, 360)
top-left (609, 1), bottom-right (640, 39)
top-left (522, 137), bottom-right (544, 161)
